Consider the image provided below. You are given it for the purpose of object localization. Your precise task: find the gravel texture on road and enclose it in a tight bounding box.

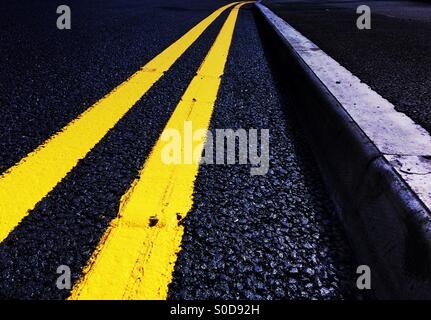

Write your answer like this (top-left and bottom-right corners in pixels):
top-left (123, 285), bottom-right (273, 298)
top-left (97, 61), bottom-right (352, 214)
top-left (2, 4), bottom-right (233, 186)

top-left (0, 0), bottom-right (358, 300)
top-left (168, 8), bottom-right (357, 300)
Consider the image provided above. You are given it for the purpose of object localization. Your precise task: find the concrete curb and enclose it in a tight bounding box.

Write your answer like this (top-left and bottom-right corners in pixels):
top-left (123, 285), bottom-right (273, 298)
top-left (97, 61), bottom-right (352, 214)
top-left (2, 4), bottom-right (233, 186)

top-left (255, 3), bottom-right (431, 299)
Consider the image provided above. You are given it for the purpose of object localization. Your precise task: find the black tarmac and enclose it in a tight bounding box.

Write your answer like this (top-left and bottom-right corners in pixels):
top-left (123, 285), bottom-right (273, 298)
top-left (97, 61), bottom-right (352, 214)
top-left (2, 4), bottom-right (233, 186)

top-left (268, 0), bottom-right (431, 135)
top-left (0, 0), bottom-right (357, 299)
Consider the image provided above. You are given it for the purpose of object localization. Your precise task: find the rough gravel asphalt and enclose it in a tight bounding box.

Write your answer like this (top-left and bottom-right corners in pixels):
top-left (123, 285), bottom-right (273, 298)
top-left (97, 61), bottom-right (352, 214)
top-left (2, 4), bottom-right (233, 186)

top-left (168, 8), bottom-right (357, 300)
top-left (0, 0), bottom-right (358, 299)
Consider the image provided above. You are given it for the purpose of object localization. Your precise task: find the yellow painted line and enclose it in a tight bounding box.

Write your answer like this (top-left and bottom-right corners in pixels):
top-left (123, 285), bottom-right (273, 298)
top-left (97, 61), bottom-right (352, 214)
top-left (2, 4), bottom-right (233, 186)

top-left (69, 2), bottom-right (251, 300)
top-left (0, 2), bottom-right (238, 244)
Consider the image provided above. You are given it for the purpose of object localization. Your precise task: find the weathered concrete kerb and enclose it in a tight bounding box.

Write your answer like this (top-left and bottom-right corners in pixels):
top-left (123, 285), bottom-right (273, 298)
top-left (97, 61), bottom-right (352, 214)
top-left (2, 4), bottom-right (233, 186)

top-left (255, 2), bottom-right (431, 299)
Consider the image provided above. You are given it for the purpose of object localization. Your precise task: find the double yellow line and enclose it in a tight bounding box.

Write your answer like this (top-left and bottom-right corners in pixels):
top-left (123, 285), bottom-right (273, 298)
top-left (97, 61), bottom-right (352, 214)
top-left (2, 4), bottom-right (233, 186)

top-left (0, 1), bottom-right (251, 299)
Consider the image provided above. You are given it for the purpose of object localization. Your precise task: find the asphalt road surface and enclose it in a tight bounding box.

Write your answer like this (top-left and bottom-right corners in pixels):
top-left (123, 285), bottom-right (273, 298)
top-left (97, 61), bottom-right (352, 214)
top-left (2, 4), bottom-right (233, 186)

top-left (0, 0), bottom-right (358, 299)
top-left (267, 0), bottom-right (431, 135)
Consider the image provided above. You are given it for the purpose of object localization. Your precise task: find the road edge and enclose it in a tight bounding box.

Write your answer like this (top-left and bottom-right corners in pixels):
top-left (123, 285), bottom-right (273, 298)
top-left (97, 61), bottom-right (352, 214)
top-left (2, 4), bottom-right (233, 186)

top-left (255, 2), bottom-right (431, 299)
